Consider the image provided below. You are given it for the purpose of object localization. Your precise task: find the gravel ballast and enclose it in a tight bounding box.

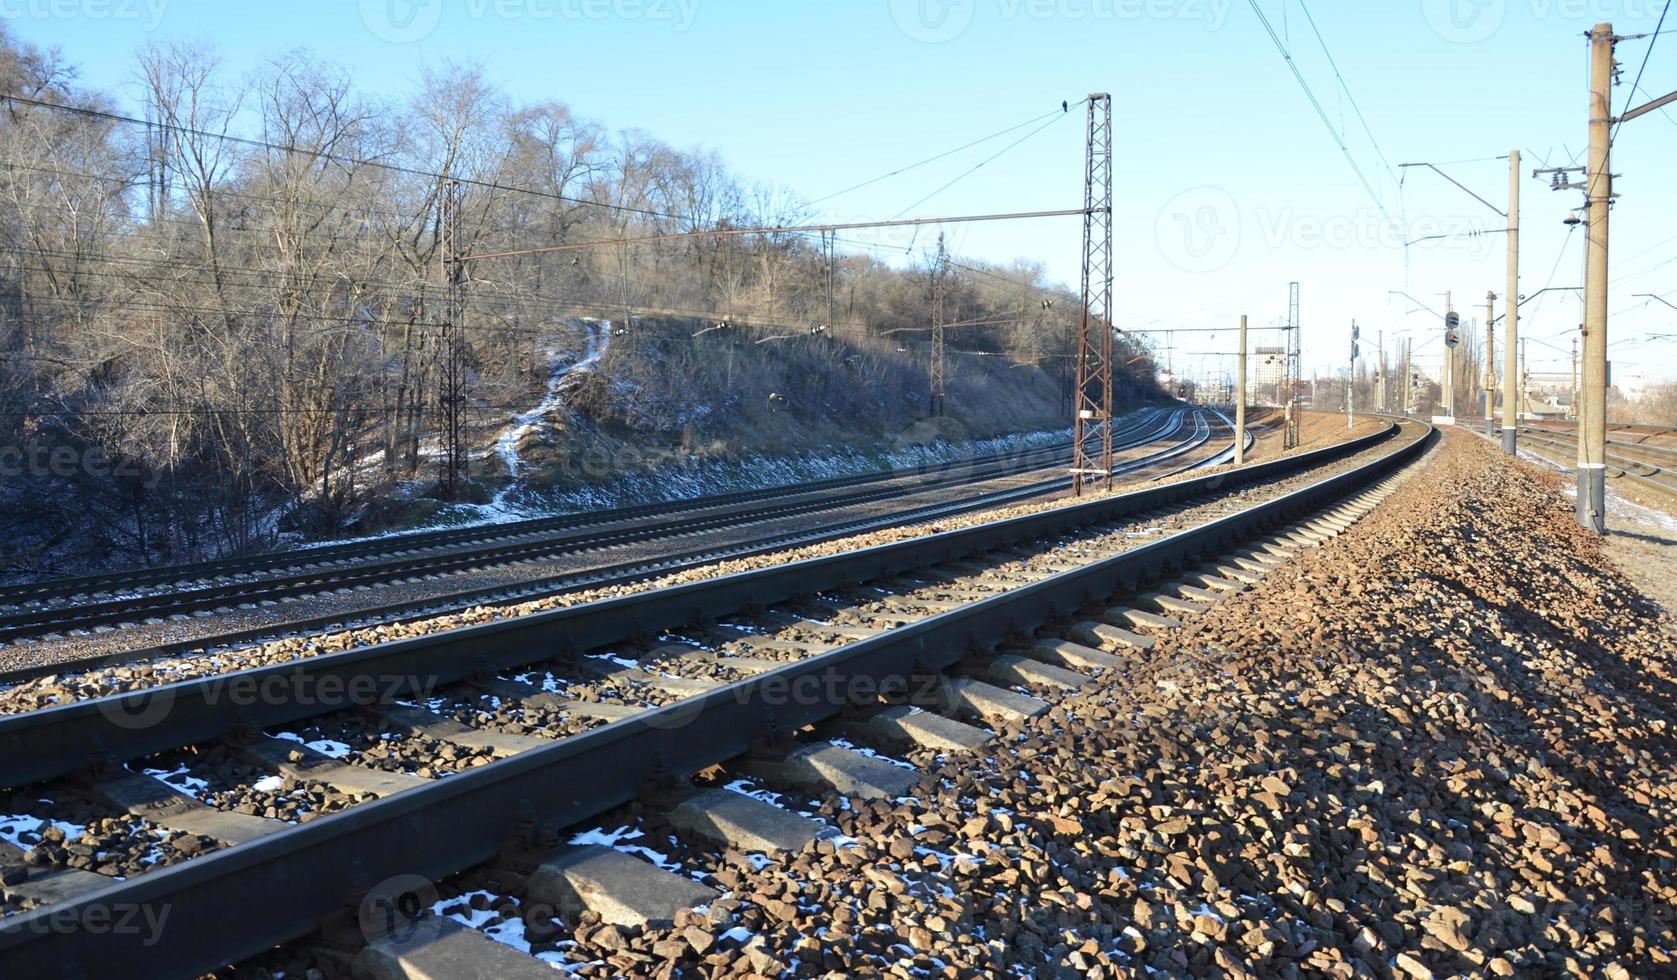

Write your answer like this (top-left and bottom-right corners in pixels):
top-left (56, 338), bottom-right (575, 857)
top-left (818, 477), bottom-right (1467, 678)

top-left (0, 423), bottom-right (1415, 716)
top-left (357, 428), bottom-right (1675, 979)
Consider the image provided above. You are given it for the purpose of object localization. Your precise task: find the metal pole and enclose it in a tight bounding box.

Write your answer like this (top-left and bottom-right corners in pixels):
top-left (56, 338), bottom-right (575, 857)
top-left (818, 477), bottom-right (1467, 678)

top-left (1347, 320), bottom-right (1355, 430)
top-left (439, 177), bottom-right (466, 500)
top-left (1444, 291), bottom-right (1453, 419)
top-left (1235, 314), bottom-right (1248, 464)
top-left (1286, 282), bottom-right (1301, 448)
top-left (1570, 336), bottom-right (1578, 420)
top-left (1485, 292), bottom-right (1496, 436)
top-left (930, 233), bottom-right (947, 417)
top-left (1578, 21), bottom-right (1613, 532)
top-left (1071, 94), bottom-right (1114, 495)
top-left (1502, 149), bottom-right (1521, 453)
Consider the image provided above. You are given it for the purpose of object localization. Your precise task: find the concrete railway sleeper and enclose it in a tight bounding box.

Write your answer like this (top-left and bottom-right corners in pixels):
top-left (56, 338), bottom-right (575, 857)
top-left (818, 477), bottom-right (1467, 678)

top-left (0, 421), bottom-right (1431, 979)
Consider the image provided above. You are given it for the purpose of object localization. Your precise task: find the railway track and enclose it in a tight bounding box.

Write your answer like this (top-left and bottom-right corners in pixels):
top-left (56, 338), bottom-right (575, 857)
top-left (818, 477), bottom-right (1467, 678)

top-left (0, 418), bottom-right (1429, 979)
top-left (1514, 425), bottom-right (1677, 498)
top-left (0, 409), bottom-right (1210, 651)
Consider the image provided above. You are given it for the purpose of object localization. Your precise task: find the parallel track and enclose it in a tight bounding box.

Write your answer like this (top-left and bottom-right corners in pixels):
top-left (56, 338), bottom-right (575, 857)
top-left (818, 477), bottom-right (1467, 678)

top-left (0, 410), bottom-right (1221, 684)
top-left (0, 413), bottom-right (1186, 610)
top-left (1514, 425), bottom-right (1677, 497)
top-left (0, 420), bottom-right (1430, 979)
top-left (0, 411), bottom-right (1197, 646)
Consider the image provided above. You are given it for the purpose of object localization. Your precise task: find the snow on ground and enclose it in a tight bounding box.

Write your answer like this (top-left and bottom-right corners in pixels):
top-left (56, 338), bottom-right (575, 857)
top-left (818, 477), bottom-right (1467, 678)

top-left (1516, 444), bottom-right (1677, 533)
top-left (493, 320), bottom-right (612, 484)
top-left (298, 404), bottom-right (1102, 551)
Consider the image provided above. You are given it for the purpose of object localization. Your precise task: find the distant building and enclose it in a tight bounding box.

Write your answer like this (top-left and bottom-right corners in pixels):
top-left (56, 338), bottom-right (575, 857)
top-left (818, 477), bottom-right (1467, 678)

top-left (1253, 346), bottom-right (1285, 404)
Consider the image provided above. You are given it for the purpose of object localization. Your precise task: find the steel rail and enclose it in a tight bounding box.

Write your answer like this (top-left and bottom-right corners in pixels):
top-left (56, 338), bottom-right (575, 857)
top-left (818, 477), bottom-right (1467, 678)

top-left (1516, 429), bottom-right (1677, 496)
top-left (0, 413), bottom-right (1185, 641)
top-left (0, 413), bottom-right (1212, 687)
top-left (0, 421), bottom-right (1430, 980)
top-left (0, 410), bottom-right (1166, 607)
top-left (0, 417), bottom-right (1383, 791)
top-left (1518, 424), bottom-right (1677, 465)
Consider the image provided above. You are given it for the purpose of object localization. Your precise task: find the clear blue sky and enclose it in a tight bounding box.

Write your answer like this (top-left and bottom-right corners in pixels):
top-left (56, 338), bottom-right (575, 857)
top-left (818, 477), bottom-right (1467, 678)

top-left (7, 0), bottom-right (1675, 386)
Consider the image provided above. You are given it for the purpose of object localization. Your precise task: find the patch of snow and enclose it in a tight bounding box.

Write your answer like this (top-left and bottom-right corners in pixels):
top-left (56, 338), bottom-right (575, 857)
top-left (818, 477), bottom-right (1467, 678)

top-left (587, 653), bottom-right (642, 671)
top-left (270, 730), bottom-right (353, 759)
top-left (143, 764), bottom-right (209, 800)
top-left (0, 813), bottom-right (86, 850)
top-left (568, 823), bottom-right (679, 871)
top-left (828, 738), bottom-right (916, 770)
top-left (493, 320), bottom-right (612, 485)
top-left (435, 890), bottom-right (502, 930)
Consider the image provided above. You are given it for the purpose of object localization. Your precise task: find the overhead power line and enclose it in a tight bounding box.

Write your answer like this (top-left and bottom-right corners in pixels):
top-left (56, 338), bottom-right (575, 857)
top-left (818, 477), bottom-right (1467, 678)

top-left (1612, 1), bottom-right (1672, 148)
top-left (809, 102), bottom-right (1076, 206)
top-left (1293, 0), bottom-right (1400, 187)
top-left (888, 106), bottom-right (1081, 218)
top-left (461, 208), bottom-right (1090, 263)
top-left (1243, 0), bottom-right (1398, 230)
top-left (0, 92), bottom-right (683, 223)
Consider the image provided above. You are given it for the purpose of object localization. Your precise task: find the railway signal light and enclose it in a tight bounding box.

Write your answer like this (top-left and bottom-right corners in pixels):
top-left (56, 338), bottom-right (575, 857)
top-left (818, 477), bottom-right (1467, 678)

top-left (1444, 311), bottom-right (1461, 349)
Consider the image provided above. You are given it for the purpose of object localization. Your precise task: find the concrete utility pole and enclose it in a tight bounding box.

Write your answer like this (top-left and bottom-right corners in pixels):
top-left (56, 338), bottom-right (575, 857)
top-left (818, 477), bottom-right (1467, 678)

top-left (1235, 314), bottom-right (1248, 465)
top-left (1485, 292), bottom-right (1496, 436)
top-left (1577, 22), bottom-right (1613, 532)
top-left (1376, 328), bottom-right (1384, 413)
top-left (1402, 340), bottom-right (1412, 415)
top-left (1502, 149), bottom-right (1521, 453)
